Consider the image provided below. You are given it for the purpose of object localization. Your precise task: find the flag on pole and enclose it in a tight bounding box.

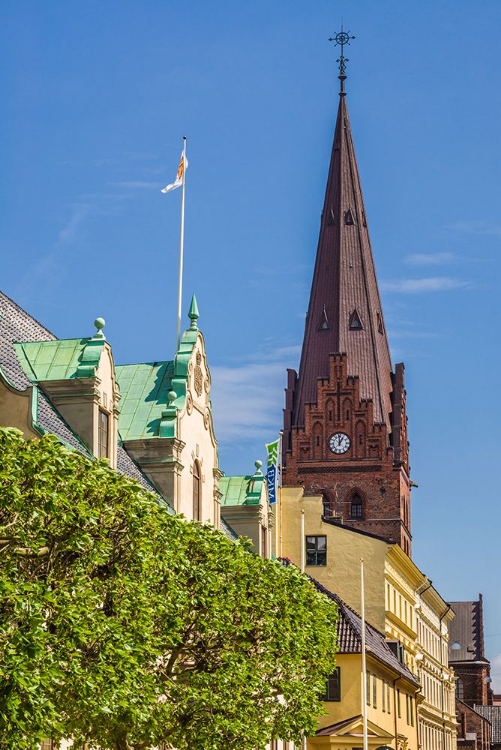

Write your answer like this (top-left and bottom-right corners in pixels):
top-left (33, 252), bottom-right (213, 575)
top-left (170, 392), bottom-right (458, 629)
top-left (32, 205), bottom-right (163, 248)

top-left (265, 439), bottom-right (280, 505)
top-left (161, 151), bottom-right (188, 193)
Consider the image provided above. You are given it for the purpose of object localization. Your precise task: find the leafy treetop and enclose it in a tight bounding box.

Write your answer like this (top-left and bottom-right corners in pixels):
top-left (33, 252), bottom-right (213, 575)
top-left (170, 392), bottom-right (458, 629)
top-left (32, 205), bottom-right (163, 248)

top-left (0, 429), bottom-right (338, 750)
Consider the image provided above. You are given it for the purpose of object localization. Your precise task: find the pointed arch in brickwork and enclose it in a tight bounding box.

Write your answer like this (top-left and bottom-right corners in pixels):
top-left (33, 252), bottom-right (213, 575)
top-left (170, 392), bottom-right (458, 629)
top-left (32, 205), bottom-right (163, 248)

top-left (355, 420), bottom-right (366, 458)
top-left (326, 397), bottom-right (335, 425)
top-left (312, 421), bottom-right (323, 459)
top-left (348, 489), bottom-right (365, 520)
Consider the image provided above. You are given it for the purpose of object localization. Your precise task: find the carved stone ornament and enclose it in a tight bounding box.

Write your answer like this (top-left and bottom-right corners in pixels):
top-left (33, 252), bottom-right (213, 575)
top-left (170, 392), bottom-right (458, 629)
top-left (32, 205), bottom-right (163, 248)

top-left (203, 407), bottom-right (210, 430)
top-left (194, 350), bottom-right (203, 397)
top-left (186, 390), bottom-right (193, 415)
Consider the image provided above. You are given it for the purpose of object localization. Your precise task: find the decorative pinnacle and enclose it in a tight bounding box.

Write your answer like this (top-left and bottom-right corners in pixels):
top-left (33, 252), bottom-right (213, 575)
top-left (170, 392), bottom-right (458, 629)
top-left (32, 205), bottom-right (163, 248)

top-left (93, 317), bottom-right (106, 339)
top-left (188, 294), bottom-right (199, 330)
top-left (328, 27), bottom-right (356, 96)
top-left (254, 459), bottom-right (263, 475)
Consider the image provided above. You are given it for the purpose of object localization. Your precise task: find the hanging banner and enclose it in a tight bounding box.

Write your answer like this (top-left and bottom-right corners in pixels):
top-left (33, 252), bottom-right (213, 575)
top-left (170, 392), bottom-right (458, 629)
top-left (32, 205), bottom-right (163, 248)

top-left (265, 438), bottom-right (280, 505)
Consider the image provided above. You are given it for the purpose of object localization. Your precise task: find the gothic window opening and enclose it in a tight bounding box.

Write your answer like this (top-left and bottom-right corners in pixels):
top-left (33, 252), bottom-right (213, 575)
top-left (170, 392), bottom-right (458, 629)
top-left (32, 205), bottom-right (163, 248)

top-left (193, 461), bottom-right (201, 521)
top-left (350, 494), bottom-right (364, 519)
top-left (344, 208), bottom-right (355, 225)
top-left (327, 207), bottom-right (335, 225)
top-left (377, 312), bottom-right (384, 334)
top-left (349, 310), bottom-right (363, 330)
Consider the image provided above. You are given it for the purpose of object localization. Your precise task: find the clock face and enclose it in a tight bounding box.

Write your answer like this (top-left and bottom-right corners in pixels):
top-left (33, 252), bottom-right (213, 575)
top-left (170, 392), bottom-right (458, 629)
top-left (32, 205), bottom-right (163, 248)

top-left (328, 432), bottom-right (351, 454)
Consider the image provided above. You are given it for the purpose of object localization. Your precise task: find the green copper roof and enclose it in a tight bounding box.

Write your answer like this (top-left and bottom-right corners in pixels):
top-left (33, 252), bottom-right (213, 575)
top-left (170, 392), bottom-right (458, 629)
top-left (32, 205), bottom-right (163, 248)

top-left (115, 361), bottom-right (174, 441)
top-left (14, 338), bottom-right (105, 381)
top-left (219, 465), bottom-right (266, 507)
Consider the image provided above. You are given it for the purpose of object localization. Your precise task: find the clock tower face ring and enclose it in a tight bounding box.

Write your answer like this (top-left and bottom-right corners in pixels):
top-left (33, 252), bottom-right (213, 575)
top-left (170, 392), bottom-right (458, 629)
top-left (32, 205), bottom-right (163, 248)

top-left (328, 432), bottom-right (351, 454)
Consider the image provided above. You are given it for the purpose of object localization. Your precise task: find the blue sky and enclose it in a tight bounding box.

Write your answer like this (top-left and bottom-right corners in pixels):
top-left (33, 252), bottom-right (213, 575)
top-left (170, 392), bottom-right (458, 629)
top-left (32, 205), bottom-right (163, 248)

top-left (2, 1), bottom-right (501, 688)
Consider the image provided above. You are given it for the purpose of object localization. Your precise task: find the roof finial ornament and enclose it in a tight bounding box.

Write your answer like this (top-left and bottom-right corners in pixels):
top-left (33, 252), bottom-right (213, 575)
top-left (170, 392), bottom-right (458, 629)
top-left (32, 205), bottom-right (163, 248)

top-left (328, 26), bottom-right (356, 97)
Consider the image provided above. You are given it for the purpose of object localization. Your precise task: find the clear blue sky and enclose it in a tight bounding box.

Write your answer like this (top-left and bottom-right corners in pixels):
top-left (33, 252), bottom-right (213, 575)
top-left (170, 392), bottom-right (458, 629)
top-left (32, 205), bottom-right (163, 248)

top-left (2, 1), bottom-right (500, 687)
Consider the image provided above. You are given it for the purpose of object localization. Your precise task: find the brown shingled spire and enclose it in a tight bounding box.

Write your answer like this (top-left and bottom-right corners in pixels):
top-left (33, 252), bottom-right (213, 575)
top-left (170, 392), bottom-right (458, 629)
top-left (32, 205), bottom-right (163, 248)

top-left (282, 62), bottom-right (411, 554)
top-left (292, 93), bottom-right (393, 431)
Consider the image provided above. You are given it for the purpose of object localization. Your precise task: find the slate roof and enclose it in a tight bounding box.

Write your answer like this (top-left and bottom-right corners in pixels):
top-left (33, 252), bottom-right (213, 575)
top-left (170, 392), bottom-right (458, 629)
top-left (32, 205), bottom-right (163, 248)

top-left (292, 94), bottom-right (394, 431)
top-left (220, 517), bottom-right (239, 541)
top-left (0, 290), bottom-right (162, 496)
top-left (449, 598), bottom-right (486, 663)
top-left (475, 705), bottom-right (501, 742)
top-left (115, 361), bottom-right (174, 441)
top-left (309, 574), bottom-right (419, 686)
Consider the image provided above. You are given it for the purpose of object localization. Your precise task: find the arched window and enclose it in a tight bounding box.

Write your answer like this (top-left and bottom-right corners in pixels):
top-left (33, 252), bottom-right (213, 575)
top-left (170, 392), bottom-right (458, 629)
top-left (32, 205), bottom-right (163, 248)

top-left (350, 494), bottom-right (363, 519)
top-left (193, 461), bottom-right (201, 521)
top-left (456, 678), bottom-right (464, 700)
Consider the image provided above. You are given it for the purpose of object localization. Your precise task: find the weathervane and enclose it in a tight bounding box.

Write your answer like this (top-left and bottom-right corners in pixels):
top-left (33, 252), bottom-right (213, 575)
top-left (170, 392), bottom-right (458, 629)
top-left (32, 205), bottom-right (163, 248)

top-left (328, 27), bottom-right (356, 95)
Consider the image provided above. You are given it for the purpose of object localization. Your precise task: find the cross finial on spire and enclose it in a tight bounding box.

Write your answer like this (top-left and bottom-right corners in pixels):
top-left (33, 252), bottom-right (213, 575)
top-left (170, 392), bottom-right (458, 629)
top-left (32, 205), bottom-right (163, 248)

top-left (328, 27), bottom-right (356, 96)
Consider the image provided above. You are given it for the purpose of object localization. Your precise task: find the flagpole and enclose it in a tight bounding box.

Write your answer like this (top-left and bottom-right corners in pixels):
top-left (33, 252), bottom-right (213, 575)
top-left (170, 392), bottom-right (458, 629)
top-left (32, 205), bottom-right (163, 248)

top-left (176, 136), bottom-right (187, 351)
top-left (361, 558), bottom-right (369, 750)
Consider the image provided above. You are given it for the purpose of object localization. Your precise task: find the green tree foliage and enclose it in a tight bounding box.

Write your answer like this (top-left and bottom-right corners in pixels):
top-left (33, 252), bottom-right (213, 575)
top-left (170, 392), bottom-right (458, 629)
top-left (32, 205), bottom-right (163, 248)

top-left (0, 429), bottom-right (338, 750)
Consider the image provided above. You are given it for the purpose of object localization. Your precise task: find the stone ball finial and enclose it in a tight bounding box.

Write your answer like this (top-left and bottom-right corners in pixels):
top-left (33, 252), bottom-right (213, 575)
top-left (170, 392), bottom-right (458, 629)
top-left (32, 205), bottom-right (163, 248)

top-left (255, 460), bottom-right (263, 471)
top-left (168, 390), bottom-right (177, 405)
top-left (93, 317), bottom-right (106, 339)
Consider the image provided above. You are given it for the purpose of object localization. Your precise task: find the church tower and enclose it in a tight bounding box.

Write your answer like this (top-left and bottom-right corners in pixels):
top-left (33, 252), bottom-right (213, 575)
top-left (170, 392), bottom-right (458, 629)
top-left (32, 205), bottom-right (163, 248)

top-left (282, 36), bottom-right (411, 554)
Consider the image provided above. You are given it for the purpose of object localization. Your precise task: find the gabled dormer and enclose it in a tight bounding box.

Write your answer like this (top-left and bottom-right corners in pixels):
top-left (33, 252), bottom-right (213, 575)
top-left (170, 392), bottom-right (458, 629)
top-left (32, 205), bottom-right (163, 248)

top-left (115, 296), bottom-right (221, 524)
top-left (219, 461), bottom-right (272, 558)
top-left (14, 318), bottom-right (120, 467)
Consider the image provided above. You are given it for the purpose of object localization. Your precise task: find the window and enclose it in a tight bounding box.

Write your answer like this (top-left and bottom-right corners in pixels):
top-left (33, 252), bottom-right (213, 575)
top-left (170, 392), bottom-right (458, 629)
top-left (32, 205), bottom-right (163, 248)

top-left (350, 495), bottom-right (363, 519)
top-left (193, 461), bottom-right (201, 521)
top-left (366, 671), bottom-right (371, 705)
top-left (41, 742), bottom-right (53, 750)
top-left (98, 409), bottom-right (109, 458)
top-left (344, 208), bottom-right (355, 225)
top-left (319, 667), bottom-right (341, 701)
top-left (456, 678), bottom-right (464, 700)
top-left (372, 674), bottom-right (377, 708)
top-left (306, 536), bottom-right (326, 566)
top-left (382, 679), bottom-right (386, 711)
top-left (349, 309), bottom-right (363, 330)
top-left (261, 525), bottom-right (267, 557)
top-left (397, 687), bottom-right (401, 717)
top-left (387, 682), bottom-right (391, 713)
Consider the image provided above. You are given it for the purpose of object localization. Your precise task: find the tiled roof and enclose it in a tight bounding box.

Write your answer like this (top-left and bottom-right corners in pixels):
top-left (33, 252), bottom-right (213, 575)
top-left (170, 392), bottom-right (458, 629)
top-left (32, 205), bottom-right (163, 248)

top-left (310, 575), bottom-right (419, 686)
top-left (475, 705), bottom-right (501, 742)
top-left (219, 471), bottom-right (266, 507)
top-left (220, 517), bottom-right (239, 541)
top-left (449, 599), bottom-right (486, 663)
top-left (291, 94), bottom-right (394, 431)
top-left (115, 361), bottom-right (174, 441)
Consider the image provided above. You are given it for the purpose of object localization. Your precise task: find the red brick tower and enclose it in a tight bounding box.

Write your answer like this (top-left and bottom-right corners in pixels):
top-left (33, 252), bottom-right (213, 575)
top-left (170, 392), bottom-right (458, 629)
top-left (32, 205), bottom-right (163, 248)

top-left (282, 50), bottom-right (411, 554)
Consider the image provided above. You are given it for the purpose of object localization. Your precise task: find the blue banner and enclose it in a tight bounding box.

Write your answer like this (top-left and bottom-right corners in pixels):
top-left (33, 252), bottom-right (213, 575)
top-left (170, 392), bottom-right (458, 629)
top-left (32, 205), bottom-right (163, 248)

top-left (265, 439), bottom-right (280, 505)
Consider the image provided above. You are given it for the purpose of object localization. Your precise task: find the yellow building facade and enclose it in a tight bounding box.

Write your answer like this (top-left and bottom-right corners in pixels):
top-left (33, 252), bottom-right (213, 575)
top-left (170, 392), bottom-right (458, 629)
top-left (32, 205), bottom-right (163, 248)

top-left (276, 487), bottom-right (457, 750)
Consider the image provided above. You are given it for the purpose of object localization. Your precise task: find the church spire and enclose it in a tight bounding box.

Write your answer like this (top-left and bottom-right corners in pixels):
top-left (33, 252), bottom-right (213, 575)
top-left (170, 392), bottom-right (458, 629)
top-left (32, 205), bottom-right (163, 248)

top-left (282, 44), bottom-right (411, 553)
top-left (289, 56), bottom-right (394, 434)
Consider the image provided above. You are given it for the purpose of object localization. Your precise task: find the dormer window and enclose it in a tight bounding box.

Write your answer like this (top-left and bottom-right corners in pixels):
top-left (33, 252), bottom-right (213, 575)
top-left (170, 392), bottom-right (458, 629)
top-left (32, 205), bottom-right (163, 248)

top-left (344, 208), bottom-right (355, 225)
top-left (349, 310), bottom-right (363, 330)
top-left (98, 410), bottom-right (109, 458)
